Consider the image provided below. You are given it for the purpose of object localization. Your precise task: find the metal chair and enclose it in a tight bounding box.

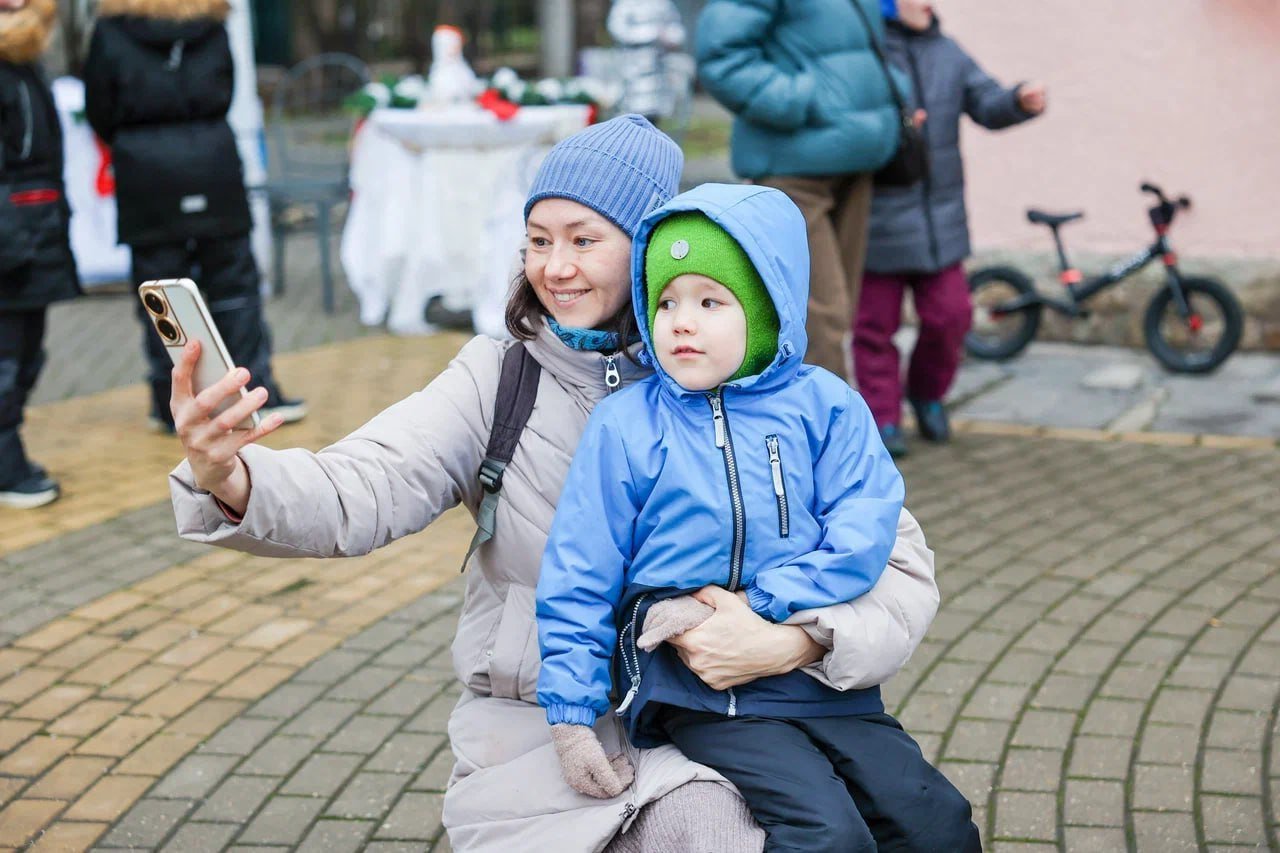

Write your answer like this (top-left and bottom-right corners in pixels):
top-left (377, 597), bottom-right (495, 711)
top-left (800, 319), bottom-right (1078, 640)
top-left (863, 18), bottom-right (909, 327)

top-left (260, 53), bottom-right (371, 312)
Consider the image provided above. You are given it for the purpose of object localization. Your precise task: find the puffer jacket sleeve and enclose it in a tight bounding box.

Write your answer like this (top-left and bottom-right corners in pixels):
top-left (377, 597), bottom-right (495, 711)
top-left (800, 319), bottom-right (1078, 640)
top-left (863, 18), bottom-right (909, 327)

top-left (0, 108), bottom-right (33, 273)
top-left (694, 0), bottom-right (817, 131)
top-left (0, 194), bottom-right (31, 272)
top-left (168, 336), bottom-right (496, 557)
top-left (957, 39), bottom-right (1031, 130)
top-left (536, 409), bottom-right (639, 728)
top-left (743, 389), bottom-right (905, 623)
top-left (787, 506), bottom-right (938, 691)
top-left (208, 28), bottom-right (236, 118)
top-left (83, 24), bottom-right (118, 144)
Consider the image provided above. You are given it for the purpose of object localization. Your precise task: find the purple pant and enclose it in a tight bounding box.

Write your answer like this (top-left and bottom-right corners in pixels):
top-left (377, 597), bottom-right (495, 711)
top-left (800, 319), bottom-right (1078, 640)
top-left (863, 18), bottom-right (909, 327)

top-left (853, 263), bottom-right (972, 428)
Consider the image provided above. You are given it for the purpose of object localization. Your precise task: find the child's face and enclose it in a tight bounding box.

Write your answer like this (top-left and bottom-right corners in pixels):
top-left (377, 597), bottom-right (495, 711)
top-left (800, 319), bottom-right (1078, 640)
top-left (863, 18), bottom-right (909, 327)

top-left (525, 198), bottom-right (633, 331)
top-left (651, 274), bottom-right (747, 391)
top-left (897, 0), bottom-right (935, 30)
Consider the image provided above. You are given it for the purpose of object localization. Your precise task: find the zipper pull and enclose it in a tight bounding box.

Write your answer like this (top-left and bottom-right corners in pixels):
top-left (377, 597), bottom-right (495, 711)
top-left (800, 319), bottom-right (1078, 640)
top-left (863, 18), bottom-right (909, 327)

top-left (167, 40), bottom-right (186, 70)
top-left (603, 354), bottom-right (621, 391)
top-left (766, 435), bottom-right (784, 496)
top-left (707, 394), bottom-right (726, 448)
top-left (615, 675), bottom-right (641, 714)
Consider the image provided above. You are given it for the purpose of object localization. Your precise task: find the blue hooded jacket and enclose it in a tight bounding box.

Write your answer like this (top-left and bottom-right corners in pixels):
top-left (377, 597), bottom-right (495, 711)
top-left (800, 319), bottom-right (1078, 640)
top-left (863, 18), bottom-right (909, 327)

top-left (536, 184), bottom-right (905, 745)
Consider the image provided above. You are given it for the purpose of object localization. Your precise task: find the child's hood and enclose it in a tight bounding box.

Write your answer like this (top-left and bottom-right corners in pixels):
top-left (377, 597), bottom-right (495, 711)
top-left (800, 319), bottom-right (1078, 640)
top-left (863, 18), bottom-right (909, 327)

top-left (631, 183), bottom-right (810, 397)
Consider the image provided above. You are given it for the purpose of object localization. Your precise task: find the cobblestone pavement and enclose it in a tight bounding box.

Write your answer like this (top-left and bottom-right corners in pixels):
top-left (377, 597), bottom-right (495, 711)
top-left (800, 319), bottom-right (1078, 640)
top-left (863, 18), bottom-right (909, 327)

top-left (1, 237), bottom-right (1277, 850)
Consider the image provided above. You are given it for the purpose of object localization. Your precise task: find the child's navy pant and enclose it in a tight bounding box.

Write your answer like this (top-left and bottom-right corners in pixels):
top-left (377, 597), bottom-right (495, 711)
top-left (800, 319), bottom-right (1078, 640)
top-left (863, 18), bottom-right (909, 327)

top-left (660, 707), bottom-right (982, 852)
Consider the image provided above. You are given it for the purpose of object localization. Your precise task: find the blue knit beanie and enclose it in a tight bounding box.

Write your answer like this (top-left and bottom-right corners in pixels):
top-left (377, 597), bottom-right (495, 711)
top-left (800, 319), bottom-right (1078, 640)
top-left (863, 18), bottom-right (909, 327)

top-left (523, 114), bottom-right (684, 238)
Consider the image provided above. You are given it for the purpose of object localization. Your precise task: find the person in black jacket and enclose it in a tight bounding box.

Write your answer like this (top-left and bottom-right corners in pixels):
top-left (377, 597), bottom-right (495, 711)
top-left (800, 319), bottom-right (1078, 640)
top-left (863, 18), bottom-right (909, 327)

top-left (0, 0), bottom-right (79, 509)
top-left (84, 0), bottom-right (304, 431)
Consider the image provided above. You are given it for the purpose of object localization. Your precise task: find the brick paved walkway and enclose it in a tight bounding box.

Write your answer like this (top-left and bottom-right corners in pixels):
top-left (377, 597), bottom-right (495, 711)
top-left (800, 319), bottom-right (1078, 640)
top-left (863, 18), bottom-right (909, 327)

top-left (1, 268), bottom-right (1277, 850)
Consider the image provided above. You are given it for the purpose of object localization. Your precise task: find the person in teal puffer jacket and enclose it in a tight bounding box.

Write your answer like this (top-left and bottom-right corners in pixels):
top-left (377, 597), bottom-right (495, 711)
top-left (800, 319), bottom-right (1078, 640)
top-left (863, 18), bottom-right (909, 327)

top-left (695, 0), bottom-right (907, 384)
top-left (537, 183), bottom-right (979, 852)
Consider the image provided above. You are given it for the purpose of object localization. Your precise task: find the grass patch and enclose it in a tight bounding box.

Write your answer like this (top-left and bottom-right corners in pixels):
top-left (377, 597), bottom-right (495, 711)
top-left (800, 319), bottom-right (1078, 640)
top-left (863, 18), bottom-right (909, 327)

top-left (678, 113), bottom-right (731, 160)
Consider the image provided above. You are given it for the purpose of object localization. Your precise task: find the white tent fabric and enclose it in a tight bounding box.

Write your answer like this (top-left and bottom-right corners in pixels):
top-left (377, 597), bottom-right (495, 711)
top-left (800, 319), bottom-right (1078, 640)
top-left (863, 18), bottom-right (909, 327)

top-left (224, 0), bottom-right (273, 293)
top-left (51, 75), bottom-right (130, 287)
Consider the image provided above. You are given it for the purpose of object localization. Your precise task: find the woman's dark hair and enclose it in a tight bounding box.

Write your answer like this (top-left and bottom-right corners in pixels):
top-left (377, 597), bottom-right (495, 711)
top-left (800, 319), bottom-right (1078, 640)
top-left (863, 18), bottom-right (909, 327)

top-left (504, 269), bottom-right (641, 362)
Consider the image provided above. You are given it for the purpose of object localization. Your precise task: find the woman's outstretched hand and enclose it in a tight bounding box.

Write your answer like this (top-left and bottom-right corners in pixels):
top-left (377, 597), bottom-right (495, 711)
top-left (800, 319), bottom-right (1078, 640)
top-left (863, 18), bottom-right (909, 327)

top-left (665, 585), bottom-right (826, 691)
top-left (171, 340), bottom-right (283, 515)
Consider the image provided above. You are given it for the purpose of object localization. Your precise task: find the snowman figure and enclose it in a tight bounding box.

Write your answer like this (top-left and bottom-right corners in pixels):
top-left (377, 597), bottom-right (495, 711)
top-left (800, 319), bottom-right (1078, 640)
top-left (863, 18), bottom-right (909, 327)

top-left (426, 25), bottom-right (480, 104)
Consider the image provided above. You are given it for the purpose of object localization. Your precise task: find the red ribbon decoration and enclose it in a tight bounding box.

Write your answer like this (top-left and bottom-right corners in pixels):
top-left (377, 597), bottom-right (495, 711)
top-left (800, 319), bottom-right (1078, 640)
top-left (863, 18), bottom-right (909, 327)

top-left (94, 135), bottom-right (116, 197)
top-left (476, 87), bottom-right (520, 122)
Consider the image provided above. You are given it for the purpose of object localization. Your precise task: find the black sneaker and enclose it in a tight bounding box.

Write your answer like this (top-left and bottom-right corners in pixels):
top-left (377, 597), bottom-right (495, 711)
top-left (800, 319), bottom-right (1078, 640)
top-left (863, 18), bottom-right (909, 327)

top-left (262, 391), bottom-right (308, 425)
top-left (910, 398), bottom-right (951, 443)
top-left (879, 424), bottom-right (909, 459)
top-left (0, 469), bottom-right (60, 509)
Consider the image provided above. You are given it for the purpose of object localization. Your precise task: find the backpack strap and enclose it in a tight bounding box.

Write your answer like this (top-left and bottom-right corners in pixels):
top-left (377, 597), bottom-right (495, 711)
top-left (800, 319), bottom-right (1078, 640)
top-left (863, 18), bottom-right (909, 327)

top-left (461, 342), bottom-right (542, 571)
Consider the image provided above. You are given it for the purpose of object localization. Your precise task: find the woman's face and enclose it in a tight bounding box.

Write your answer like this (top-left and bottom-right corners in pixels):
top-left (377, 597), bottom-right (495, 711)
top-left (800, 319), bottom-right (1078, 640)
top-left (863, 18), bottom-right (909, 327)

top-left (525, 198), bottom-right (633, 330)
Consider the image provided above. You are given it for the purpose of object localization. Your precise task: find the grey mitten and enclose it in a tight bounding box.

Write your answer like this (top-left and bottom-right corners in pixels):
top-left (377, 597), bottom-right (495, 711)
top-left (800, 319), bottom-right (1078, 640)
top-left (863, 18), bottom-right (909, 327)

top-left (551, 723), bottom-right (635, 799)
top-left (637, 595), bottom-right (715, 651)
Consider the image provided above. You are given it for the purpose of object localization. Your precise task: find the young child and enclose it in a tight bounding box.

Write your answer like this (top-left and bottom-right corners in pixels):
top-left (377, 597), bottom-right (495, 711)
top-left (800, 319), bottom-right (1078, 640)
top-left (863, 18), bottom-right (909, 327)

top-left (856, 0), bottom-right (1046, 457)
top-left (537, 183), bottom-right (979, 851)
top-left (0, 0), bottom-right (79, 509)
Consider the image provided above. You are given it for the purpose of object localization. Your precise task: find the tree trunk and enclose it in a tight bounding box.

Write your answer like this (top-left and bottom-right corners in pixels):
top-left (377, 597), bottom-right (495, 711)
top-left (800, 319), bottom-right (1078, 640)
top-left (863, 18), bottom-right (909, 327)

top-left (575, 0), bottom-right (608, 52)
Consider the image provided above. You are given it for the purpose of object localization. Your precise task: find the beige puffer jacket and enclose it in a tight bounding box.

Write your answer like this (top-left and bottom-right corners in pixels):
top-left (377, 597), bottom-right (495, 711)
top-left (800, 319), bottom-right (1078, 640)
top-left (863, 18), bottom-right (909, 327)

top-left (170, 324), bottom-right (939, 852)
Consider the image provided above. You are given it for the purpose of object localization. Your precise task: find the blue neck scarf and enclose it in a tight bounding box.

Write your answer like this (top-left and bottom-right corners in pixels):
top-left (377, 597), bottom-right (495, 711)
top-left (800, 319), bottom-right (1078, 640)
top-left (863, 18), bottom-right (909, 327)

top-left (547, 317), bottom-right (636, 353)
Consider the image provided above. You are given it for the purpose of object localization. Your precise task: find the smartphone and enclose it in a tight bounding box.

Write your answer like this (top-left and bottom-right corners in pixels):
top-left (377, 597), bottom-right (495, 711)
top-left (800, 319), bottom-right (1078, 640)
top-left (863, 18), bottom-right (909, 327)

top-left (137, 278), bottom-right (261, 430)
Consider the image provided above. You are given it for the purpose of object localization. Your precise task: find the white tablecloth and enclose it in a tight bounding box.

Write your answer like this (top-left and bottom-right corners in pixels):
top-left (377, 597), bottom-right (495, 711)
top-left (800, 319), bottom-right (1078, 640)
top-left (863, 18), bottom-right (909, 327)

top-left (340, 104), bottom-right (592, 336)
top-left (51, 76), bottom-right (132, 287)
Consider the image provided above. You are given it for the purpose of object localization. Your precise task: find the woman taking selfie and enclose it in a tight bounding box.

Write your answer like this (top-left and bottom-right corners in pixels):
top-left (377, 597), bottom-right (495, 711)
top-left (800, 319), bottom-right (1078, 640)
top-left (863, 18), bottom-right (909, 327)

top-left (168, 115), bottom-right (948, 850)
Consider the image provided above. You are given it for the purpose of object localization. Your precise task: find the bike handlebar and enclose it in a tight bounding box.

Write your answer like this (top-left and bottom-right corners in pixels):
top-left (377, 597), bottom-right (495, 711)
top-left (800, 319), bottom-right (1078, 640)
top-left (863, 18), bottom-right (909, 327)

top-left (1141, 182), bottom-right (1192, 209)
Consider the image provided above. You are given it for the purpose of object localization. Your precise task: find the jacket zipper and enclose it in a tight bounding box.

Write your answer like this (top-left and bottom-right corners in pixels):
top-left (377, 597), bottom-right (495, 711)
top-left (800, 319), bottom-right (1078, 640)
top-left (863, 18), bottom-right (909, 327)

top-left (18, 81), bottom-right (33, 160)
top-left (708, 390), bottom-right (746, 719)
top-left (615, 593), bottom-right (649, 714)
top-left (603, 354), bottom-right (621, 393)
top-left (167, 40), bottom-right (186, 70)
top-left (706, 392), bottom-right (745, 591)
top-left (903, 45), bottom-right (940, 270)
top-left (765, 435), bottom-right (790, 538)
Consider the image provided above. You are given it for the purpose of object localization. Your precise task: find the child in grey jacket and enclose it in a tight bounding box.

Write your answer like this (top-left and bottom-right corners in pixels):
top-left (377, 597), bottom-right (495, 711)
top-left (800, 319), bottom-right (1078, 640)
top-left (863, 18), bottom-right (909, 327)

top-left (856, 0), bottom-right (1045, 457)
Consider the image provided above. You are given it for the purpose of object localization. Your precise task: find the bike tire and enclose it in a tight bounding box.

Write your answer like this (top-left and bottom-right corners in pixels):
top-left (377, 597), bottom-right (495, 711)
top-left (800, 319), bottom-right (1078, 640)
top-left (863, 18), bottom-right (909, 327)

top-left (1142, 276), bottom-right (1243, 374)
top-left (965, 265), bottom-right (1042, 361)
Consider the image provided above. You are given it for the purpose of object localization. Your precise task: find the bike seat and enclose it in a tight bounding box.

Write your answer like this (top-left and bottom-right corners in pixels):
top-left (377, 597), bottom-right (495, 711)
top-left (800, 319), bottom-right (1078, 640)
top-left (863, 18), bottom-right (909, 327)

top-left (1026, 209), bottom-right (1085, 227)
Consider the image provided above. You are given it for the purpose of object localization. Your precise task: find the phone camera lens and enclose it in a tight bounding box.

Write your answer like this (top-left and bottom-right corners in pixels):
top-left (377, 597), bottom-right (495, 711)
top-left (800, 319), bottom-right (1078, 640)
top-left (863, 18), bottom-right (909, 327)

top-left (144, 292), bottom-right (167, 315)
top-left (156, 318), bottom-right (180, 342)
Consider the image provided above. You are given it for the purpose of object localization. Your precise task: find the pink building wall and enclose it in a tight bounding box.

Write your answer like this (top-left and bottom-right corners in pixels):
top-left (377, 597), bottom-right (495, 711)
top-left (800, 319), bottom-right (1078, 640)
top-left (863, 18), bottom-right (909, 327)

top-left (944, 0), bottom-right (1280, 260)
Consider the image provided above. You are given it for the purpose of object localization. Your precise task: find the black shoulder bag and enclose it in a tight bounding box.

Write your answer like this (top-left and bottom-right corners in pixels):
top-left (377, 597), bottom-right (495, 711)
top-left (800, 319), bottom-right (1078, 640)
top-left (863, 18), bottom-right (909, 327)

top-left (848, 0), bottom-right (929, 186)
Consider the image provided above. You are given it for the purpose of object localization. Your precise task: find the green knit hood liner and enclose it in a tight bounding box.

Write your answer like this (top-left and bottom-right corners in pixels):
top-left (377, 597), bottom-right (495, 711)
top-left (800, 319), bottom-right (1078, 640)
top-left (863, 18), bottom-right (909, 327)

top-left (643, 212), bottom-right (780, 383)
